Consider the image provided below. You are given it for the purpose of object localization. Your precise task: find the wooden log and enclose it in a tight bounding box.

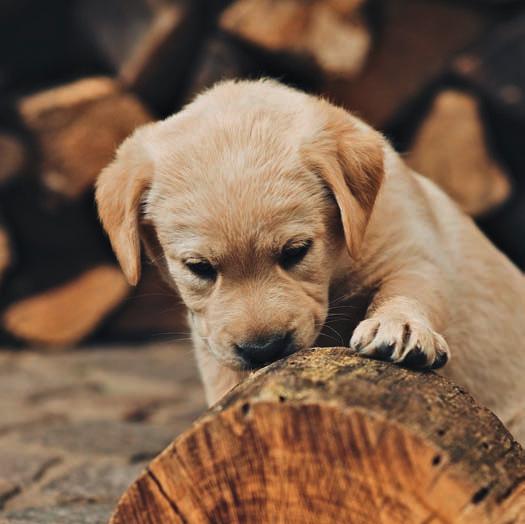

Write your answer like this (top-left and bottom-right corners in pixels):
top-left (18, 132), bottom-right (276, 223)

top-left (18, 77), bottom-right (151, 200)
top-left (324, 0), bottom-right (491, 128)
top-left (219, 0), bottom-right (372, 79)
top-left (110, 348), bottom-right (525, 524)
top-left (74, 0), bottom-right (206, 114)
top-left (407, 90), bottom-right (511, 217)
top-left (2, 265), bottom-right (129, 347)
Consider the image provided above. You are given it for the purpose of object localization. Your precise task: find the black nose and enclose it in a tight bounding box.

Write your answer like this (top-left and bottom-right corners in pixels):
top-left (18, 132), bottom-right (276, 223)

top-left (235, 331), bottom-right (295, 368)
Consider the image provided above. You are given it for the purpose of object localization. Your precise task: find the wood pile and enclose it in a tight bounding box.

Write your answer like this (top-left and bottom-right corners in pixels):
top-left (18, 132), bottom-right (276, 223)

top-left (0, 0), bottom-right (524, 348)
top-left (110, 348), bottom-right (525, 523)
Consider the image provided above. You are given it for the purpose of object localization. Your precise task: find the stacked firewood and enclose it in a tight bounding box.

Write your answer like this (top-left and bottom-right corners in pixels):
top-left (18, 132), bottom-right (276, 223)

top-left (0, 0), bottom-right (523, 348)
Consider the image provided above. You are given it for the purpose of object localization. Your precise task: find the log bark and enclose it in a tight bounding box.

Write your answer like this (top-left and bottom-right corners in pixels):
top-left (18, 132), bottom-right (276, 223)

top-left (110, 348), bottom-right (525, 524)
top-left (407, 90), bottom-right (511, 217)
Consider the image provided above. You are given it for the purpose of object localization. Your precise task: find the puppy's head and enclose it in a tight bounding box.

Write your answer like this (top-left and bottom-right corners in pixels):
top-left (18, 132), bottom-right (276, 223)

top-left (96, 80), bottom-right (384, 370)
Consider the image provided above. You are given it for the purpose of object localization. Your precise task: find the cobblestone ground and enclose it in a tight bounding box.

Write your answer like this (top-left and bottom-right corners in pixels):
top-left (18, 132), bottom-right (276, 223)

top-left (0, 342), bottom-right (207, 524)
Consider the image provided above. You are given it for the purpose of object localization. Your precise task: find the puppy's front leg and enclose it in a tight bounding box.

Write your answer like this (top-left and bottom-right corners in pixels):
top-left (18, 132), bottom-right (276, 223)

top-left (350, 266), bottom-right (451, 369)
top-left (193, 340), bottom-right (245, 406)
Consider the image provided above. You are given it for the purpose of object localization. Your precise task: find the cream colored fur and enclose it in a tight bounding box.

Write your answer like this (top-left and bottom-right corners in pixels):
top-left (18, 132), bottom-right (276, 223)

top-left (96, 80), bottom-right (525, 444)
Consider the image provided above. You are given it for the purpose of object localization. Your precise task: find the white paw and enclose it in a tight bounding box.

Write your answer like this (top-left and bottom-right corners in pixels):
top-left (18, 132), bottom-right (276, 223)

top-left (350, 315), bottom-right (450, 369)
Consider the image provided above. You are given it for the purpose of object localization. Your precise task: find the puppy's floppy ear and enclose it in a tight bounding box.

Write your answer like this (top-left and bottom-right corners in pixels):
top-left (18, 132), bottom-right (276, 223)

top-left (95, 131), bottom-right (153, 286)
top-left (304, 103), bottom-right (385, 259)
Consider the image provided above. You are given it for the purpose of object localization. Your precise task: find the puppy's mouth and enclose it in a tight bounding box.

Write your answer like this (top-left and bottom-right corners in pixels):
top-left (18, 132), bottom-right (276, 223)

top-left (243, 331), bottom-right (299, 368)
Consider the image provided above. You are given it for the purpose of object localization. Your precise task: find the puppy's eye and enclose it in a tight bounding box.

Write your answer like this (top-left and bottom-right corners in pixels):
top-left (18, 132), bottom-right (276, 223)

top-left (279, 240), bottom-right (313, 269)
top-left (184, 259), bottom-right (217, 280)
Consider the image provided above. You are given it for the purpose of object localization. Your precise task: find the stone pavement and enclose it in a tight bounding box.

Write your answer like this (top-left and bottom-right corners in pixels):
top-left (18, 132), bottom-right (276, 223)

top-left (0, 342), bottom-right (207, 524)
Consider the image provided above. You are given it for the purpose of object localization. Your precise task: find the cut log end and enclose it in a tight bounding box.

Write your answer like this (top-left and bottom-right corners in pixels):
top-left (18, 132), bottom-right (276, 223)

top-left (17, 77), bottom-right (151, 199)
top-left (407, 90), bottom-right (511, 217)
top-left (110, 348), bottom-right (525, 524)
top-left (220, 0), bottom-right (371, 79)
top-left (2, 265), bottom-right (129, 347)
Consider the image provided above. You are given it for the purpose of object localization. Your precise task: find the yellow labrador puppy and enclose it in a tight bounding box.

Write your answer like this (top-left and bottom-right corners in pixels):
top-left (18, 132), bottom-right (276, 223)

top-left (96, 80), bottom-right (525, 443)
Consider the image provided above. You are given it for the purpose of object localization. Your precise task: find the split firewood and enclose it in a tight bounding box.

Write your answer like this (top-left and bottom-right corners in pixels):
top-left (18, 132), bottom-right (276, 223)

top-left (110, 348), bottom-right (525, 523)
top-left (18, 77), bottom-right (151, 200)
top-left (220, 0), bottom-right (372, 79)
top-left (325, 0), bottom-right (491, 128)
top-left (407, 90), bottom-right (511, 217)
top-left (2, 265), bottom-right (129, 347)
top-left (75, 0), bottom-right (205, 113)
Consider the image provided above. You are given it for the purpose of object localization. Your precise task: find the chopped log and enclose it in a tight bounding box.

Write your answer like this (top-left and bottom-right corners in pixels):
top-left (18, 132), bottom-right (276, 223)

top-left (18, 77), bottom-right (151, 200)
top-left (407, 90), bottom-right (511, 217)
top-left (75, 0), bottom-right (206, 113)
top-left (324, 0), bottom-right (491, 127)
top-left (2, 265), bottom-right (129, 347)
top-left (220, 0), bottom-right (372, 79)
top-left (110, 348), bottom-right (525, 524)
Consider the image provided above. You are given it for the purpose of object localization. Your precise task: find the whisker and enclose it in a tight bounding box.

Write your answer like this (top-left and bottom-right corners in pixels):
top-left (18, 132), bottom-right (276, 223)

top-left (329, 295), bottom-right (351, 306)
top-left (327, 304), bottom-right (360, 311)
top-left (324, 319), bottom-right (353, 325)
top-left (321, 324), bottom-right (344, 345)
top-left (317, 331), bottom-right (341, 344)
top-left (325, 313), bottom-right (354, 320)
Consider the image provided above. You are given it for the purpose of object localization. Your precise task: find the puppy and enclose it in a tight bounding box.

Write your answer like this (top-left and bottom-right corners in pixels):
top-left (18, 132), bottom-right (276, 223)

top-left (96, 79), bottom-right (525, 443)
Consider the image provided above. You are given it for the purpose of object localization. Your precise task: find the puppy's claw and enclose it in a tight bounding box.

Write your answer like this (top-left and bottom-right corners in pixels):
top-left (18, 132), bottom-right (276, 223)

top-left (350, 316), bottom-right (450, 370)
top-left (402, 347), bottom-right (428, 368)
top-left (370, 343), bottom-right (395, 361)
top-left (431, 350), bottom-right (449, 370)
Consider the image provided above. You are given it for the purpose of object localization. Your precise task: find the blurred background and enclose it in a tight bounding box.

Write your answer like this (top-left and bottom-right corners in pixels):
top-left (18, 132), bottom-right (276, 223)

top-left (0, 0), bottom-right (524, 349)
top-left (0, 1), bottom-right (524, 522)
